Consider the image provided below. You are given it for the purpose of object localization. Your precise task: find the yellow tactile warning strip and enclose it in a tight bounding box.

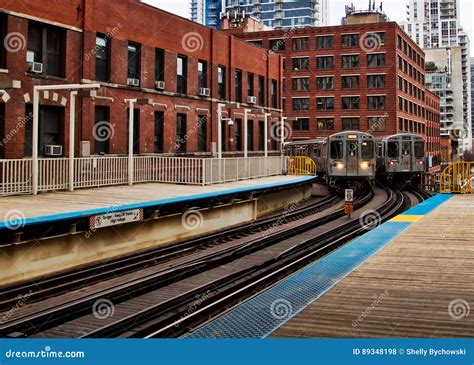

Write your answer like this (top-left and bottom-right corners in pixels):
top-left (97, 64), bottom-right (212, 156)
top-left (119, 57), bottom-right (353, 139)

top-left (389, 215), bottom-right (423, 223)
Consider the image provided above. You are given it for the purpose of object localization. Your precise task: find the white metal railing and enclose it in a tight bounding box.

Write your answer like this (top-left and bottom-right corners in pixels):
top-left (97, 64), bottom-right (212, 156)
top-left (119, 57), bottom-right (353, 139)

top-left (0, 156), bottom-right (287, 196)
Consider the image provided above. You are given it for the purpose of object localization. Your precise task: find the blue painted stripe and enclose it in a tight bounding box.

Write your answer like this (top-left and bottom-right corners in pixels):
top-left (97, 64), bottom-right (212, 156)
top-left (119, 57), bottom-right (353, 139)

top-left (187, 221), bottom-right (413, 338)
top-left (401, 194), bottom-right (453, 216)
top-left (0, 176), bottom-right (316, 229)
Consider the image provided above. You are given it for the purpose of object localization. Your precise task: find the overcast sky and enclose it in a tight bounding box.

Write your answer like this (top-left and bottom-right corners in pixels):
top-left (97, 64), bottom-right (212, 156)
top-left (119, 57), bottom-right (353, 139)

top-left (144, 0), bottom-right (473, 55)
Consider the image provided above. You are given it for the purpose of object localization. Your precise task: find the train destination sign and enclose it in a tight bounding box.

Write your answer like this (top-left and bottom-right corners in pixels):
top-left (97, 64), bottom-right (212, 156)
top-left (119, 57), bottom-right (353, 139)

top-left (89, 209), bottom-right (144, 230)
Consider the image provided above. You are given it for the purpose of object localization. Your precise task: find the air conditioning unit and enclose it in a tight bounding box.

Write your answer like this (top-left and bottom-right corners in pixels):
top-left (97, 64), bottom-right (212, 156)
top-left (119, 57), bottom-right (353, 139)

top-left (28, 62), bottom-right (43, 74)
top-left (44, 145), bottom-right (63, 157)
top-left (155, 81), bottom-right (165, 90)
top-left (127, 78), bottom-right (140, 87)
top-left (247, 96), bottom-right (257, 104)
top-left (199, 87), bottom-right (210, 97)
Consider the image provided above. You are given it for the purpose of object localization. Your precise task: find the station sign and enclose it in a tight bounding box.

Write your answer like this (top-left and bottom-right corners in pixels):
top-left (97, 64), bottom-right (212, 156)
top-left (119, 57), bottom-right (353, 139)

top-left (89, 209), bottom-right (144, 230)
top-left (345, 189), bottom-right (354, 202)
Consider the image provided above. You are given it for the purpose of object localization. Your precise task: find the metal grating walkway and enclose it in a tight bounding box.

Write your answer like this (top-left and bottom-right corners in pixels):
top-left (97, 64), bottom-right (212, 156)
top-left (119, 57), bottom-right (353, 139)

top-left (186, 222), bottom-right (412, 338)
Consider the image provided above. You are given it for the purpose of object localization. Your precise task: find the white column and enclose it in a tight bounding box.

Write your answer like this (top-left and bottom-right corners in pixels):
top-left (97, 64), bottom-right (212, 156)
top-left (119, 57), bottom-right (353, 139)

top-left (32, 88), bottom-right (40, 195)
top-left (69, 91), bottom-right (77, 192)
top-left (244, 109), bottom-right (249, 159)
top-left (281, 117), bottom-right (287, 150)
top-left (217, 103), bottom-right (224, 159)
top-left (264, 113), bottom-right (270, 158)
top-left (128, 101), bottom-right (134, 186)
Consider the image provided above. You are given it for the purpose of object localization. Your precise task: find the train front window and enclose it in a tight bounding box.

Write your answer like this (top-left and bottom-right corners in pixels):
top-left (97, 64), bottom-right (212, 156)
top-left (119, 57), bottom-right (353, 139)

top-left (414, 141), bottom-right (424, 158)
top-left (330, 141), bottom-right (344, 159)
top-left (402, 141), bottom-right (411, 156)
top-left (387, 142), bottom-right (399, 158)
top-left (361, 141), bottom-right (374, 159)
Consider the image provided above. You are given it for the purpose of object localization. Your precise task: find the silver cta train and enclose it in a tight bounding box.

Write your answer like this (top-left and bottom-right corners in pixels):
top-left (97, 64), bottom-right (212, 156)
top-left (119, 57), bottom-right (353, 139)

top-left (376, 133), bottom-right (426, 183)
top-left (284, 131), bottom-right (376, 188)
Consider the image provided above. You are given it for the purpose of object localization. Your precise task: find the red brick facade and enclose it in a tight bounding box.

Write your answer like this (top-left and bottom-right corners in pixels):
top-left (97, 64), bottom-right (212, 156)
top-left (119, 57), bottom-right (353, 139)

top-left (0, 0), bottom-right (282, 159)
top-left (231, 21), bottom-right (441, 164)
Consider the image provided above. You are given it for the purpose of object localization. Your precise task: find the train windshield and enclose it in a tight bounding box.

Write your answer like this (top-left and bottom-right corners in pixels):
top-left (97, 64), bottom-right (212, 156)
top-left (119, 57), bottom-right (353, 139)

top-left (402, 141), bottom-right (411, 155)
top-left (330, 141), bottom-right (344, 159)
top-left (414, 141), bottom-right (424, 158)
top-left (387, 142), bottom-right (399, 158)
top-left (361, 141), bottom-right (374, 159)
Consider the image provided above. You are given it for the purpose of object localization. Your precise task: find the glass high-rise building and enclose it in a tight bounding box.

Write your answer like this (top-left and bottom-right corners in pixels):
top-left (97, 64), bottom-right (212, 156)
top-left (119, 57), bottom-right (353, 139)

top-left (191, 0), bottom-right (224, 29)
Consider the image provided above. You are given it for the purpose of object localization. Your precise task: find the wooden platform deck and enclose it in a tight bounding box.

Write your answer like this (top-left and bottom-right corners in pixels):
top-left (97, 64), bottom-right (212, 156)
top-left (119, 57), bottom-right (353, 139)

top-left (272, 195), bottom-right (474, 338)
top-left (0, 175), bottom-right (312, 228)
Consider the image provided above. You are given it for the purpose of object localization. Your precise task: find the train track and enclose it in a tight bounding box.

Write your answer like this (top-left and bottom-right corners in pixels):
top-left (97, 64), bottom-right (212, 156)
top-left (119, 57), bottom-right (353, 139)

top-left (1, 187), bottom-right (430, 338)
top-left (0, 193), bottom-right (340, 310)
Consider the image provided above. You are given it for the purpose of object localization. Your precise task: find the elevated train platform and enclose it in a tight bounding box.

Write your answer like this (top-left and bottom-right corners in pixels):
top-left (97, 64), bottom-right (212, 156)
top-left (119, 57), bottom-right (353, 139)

top-left (0, 175), bottom-right (315, 286)
top-left (188, 194), bottom-right (474, 338)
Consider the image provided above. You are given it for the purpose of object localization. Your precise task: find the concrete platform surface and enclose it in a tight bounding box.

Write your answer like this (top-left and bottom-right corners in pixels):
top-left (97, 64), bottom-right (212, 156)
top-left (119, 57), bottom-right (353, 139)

top-left (0, 176), bottom-right (314, 229)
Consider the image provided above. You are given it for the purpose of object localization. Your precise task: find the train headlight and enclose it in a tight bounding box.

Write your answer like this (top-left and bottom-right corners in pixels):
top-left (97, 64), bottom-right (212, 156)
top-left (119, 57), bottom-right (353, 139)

top-left (360, 161), bottom-right (370, 169)
top-left (418, 160), bottom-right (424, 165)
top-left (334, 162), bottom-right (344, 169)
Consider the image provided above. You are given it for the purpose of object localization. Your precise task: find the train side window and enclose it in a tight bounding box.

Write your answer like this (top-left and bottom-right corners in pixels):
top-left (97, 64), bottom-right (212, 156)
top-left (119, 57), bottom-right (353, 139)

top-left (361, 141), bottom-right (374, 159)
top-left (387, 142), bottom-right (399, 158)
top-left (330, 141), bottom-right (344, 159)
top-left (414, 141), bottom-right (424, 158)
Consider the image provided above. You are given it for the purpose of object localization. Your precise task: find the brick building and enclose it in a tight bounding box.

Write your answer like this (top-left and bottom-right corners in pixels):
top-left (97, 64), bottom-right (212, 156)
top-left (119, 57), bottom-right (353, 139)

top-left (0, 0), bottom-right (282, 160)
top-left (225, 12), bottom-right (441, 166)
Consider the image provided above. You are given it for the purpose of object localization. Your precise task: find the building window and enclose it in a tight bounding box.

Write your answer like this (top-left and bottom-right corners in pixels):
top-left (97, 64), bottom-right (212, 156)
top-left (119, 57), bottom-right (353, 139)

top-left (197, 115), bottom-right (207, 152)
top-left (269, 39), bottom-right (285, 52)
top-left (342, 117), bottom-right (360, 130)
top-left (24, 106), bottom-right (63, 157)
top-left (293, 118), bottom-right (309, 131)
top-left (271, 79), bottom-right (278, 108)
top-left (367, 53), bottom-right (385, 67)
top-left (258, 121), bottom-right (265, 151)
top-left (342, 55), bottom-right (359, 69)
top-left (247, 73), bottom-right (255, 97)
top-left (368, 74), bottom-right (386, 89)
top-left (365, 32), bottom-right (385, 46)
top-left (235, 119), bottom-right (242, 151)
top-left (292, 77), bottom-right (309, 91)
top-left (218, 66), bottom-right (226, 100)
top-left (248, 40), bottom-right (263, 48)
top-left (95, 34), bottom-right (110, 82)
top-left (176, 113), bottom-right (187, 153)
top-left (258, 76), bottom-right (265, 106)
top-left (368, 96), bottom-right (386, 110)
top-left (317, 36), bottom-right (333, 49)
top-left (342, 96), bottom-right (360, 110)
top-left (292, 57), bottom-right (309, 71)
top-left (292, 37), bottom-right (309, 51)
top-left (127, 108), bottom-right (140, 154)
top-left (155, 48), bottom-right (165, 83)
top-left (368, 116), bottom-right (386, 131)
top-left (127, 42), bottom-right (141, 81)
top-left (316, 56), bottom-right (334, 70)
top-left (342, 34), bottom-right (359, 48)
top-left (154, 111), bottom-right (164, 153)
top-left (27, 21), bottom-right (65, 77)
top-left (292, 98), bottom-right (310, 111)
top-left (341, 75), bottom-right (359, 89)
top-left (177, 55), bottom-right (187, 94)
top-left (316, 77), bottom-right (333, 90)
top-left (0, 104), bottom-right (4, 158)
top-left (247, 120), bottom-right (254, 151)
top-left (316, 97), bottom-right (334, 111)
top-left (235, 69), bottom-right (243, 103)
top-left (317, 118), bottom-right (334, 131)
top-left (197, 60), bottom-right (207, 89)
top-left (94, 106), bottom-right (110, 154)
